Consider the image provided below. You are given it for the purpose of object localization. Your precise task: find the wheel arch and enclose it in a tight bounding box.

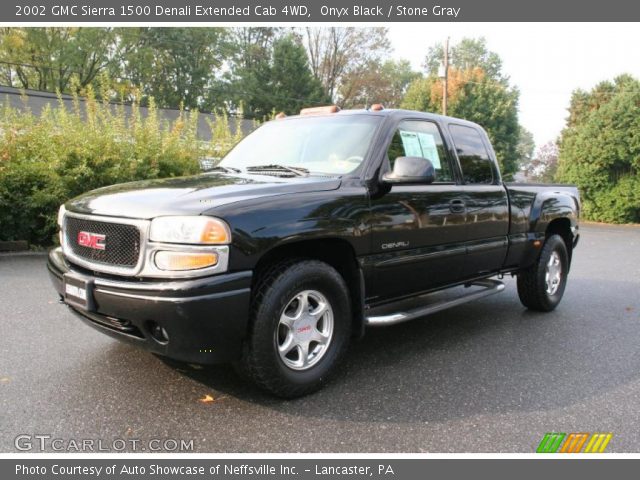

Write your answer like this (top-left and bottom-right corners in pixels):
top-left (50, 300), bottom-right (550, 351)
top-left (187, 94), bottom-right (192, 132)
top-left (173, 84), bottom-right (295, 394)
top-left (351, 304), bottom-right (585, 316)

top-left (251, 238), bottom-right (365, 339)
top-left (546, 217), bottom-right (574, 268)
top-left (529, 191), bottom-right (579, 233)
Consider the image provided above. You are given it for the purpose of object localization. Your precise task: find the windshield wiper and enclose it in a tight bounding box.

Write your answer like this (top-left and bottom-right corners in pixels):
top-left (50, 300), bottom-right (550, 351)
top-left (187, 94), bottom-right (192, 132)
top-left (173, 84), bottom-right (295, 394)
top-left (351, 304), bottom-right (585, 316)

top-left (245, 164), bottom-right (309, 177)
top-left (206, 165), bottom-right (242, 174)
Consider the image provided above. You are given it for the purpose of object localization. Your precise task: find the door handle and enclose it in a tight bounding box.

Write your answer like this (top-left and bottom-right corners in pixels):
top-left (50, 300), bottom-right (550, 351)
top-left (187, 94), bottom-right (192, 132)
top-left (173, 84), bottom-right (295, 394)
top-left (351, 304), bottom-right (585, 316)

top-left (449, 199), bottom-right (466, 213)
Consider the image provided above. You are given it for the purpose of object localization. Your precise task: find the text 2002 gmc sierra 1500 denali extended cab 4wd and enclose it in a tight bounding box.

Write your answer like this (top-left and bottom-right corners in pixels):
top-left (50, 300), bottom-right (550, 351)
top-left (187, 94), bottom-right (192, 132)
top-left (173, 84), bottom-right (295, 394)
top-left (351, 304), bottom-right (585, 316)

top-left (48, 106), bottom-right (580, 397)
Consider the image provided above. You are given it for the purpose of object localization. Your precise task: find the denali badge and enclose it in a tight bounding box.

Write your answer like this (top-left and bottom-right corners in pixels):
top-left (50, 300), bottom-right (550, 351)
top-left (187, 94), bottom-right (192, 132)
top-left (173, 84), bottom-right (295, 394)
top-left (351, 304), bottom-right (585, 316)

top-left (77, 231), bottom-right (106, 250)
top-left (381, 241), bottom-right (410, 249)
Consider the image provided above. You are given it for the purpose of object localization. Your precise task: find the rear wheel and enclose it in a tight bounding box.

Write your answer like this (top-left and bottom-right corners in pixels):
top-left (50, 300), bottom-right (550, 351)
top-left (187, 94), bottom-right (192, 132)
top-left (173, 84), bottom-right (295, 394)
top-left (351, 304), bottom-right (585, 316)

top-left (517, 234), bottom-right (569, 311)
top-left (240, 260), bottom-right (351, 398)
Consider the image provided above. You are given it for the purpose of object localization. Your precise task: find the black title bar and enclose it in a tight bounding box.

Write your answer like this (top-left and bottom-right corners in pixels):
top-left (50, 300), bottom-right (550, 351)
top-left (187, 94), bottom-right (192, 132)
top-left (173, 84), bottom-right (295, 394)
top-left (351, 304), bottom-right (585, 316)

top-left (4, 459), bottom-right (640, 480)
top-left (2, 0), bottom-right (640, 22)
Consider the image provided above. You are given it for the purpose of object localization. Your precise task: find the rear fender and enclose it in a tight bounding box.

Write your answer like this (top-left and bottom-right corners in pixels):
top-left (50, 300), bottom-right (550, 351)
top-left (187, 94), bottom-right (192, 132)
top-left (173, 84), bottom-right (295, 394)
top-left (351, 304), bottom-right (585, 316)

top-left (529, 191), bottom-right (579, 234)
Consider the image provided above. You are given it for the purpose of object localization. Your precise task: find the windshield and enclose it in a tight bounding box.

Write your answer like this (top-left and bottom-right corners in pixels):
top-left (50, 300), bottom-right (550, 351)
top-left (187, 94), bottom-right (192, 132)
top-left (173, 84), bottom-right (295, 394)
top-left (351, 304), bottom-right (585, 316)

top-left (219, 115), bottom-right (381, 175)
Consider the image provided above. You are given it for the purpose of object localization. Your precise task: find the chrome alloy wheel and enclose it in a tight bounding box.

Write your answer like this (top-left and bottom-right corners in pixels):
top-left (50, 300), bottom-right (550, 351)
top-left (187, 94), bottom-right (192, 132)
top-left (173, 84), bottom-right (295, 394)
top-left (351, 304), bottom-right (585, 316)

top-left (545, 250), bottom-right (562, 295)
top-left (276, 290), bottom-right (334, 371)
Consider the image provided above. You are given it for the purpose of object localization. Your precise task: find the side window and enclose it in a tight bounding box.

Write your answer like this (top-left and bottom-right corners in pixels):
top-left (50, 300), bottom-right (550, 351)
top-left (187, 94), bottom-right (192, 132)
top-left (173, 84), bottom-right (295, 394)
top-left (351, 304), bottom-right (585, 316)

top-left (387, 120), bottom-right (453, 182)
top-left (449, 124), bottom-right (494, 184)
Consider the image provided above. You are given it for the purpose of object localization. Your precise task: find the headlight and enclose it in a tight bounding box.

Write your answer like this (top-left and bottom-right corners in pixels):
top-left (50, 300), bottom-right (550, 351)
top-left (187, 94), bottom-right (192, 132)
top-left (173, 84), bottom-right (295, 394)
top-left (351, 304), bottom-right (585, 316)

top-left (149, 216), bottom-right (231, 245)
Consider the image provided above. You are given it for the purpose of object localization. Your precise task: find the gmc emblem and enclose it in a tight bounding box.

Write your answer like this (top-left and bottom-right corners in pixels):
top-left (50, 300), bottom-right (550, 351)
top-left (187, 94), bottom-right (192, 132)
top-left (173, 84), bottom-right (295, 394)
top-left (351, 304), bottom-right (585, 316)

top-left (77, 231), bottom-right (106, 250)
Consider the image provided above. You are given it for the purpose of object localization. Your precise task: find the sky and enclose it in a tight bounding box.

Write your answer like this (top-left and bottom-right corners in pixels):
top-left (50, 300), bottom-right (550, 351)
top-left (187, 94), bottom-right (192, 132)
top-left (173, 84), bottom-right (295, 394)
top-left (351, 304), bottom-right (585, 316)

top-left (387, 23), bottom-right (640, 150)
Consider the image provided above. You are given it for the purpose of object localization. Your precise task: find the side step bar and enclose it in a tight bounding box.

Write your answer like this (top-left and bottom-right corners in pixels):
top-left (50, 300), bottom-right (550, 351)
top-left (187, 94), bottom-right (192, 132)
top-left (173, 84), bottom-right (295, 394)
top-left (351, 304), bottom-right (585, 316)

top-left (365, 279), bottom-right (505, 327)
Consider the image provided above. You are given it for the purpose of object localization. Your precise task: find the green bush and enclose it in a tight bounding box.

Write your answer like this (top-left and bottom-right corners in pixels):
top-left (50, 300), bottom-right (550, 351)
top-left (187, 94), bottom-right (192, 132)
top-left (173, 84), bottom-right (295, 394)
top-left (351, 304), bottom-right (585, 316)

top-left (581, 176), bottom-right (640, 224)
top-left (0, 88), bottom-right (244, 246)
top-left (556, 75), bottom-right (640, 224)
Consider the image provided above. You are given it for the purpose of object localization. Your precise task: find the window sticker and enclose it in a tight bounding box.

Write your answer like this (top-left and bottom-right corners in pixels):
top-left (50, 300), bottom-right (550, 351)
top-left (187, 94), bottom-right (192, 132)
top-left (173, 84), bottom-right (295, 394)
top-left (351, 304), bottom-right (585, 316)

top-left (399, 131), bottom-right (423, 158)
top-left (417, 132), bottom-right (441, 169)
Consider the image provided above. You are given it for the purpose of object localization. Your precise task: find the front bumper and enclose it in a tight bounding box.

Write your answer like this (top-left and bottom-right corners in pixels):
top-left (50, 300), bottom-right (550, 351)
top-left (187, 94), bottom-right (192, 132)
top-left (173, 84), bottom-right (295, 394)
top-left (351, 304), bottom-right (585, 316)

top-left (47, 247), bottom-right (252, 364)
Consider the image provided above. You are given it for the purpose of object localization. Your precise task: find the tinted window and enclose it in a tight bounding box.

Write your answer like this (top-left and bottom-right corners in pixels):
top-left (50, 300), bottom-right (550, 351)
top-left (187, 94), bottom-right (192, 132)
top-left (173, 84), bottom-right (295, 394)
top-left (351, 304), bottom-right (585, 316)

top-left (449, 124), bottom-right (494, 184)
top-left (386, 120), bottom-right (453, 182)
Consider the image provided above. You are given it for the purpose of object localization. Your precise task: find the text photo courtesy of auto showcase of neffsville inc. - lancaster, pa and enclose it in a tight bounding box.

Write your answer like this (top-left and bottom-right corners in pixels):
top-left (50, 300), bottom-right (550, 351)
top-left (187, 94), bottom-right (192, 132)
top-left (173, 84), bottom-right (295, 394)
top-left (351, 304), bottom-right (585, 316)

top-left (1, 3), bottom-right (640, 468)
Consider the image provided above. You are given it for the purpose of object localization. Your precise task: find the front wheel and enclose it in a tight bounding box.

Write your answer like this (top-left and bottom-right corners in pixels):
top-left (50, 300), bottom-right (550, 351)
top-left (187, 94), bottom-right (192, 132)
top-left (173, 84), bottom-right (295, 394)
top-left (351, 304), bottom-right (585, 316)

top-left (517, 234), bottom-right (569, 312)
top-left (240, 260), bottom-right (352, 398)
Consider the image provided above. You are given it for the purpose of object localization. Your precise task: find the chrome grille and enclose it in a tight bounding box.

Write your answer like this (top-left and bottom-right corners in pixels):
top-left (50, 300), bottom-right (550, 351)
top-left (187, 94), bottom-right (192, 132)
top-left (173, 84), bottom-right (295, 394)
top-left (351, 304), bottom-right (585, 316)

top-left (64, 216), bottom-right (141, 268)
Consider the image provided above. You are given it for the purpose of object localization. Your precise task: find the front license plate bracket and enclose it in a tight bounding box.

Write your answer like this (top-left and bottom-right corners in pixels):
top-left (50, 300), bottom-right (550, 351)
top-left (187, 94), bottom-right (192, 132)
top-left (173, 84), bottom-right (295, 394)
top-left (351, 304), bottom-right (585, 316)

top-left (63, 273), bottom-right (96, 312)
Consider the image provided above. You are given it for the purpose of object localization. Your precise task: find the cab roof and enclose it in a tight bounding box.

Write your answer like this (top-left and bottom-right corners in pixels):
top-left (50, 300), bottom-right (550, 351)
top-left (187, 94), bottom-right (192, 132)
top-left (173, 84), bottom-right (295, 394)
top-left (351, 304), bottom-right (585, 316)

top-left (283, 107), bottom-right (484, 131)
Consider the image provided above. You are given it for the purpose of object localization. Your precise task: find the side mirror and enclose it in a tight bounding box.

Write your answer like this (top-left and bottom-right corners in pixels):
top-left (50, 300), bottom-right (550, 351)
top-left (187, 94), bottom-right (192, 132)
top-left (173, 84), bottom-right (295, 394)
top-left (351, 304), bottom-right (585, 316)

top-left (382, 156), bottom-right (435, 184)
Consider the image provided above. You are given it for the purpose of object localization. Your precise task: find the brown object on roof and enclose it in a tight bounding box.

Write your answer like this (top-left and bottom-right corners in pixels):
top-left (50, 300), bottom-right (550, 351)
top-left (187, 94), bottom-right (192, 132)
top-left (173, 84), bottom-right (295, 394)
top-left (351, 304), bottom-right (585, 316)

top-left (300, 105), bottom-right (340, 115)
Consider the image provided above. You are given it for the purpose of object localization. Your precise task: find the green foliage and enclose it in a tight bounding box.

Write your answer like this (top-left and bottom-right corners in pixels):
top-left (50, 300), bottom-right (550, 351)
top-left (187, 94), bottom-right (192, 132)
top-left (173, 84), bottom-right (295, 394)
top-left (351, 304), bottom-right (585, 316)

top-left (0, 27), bottom-right (116, 92)
top-left (225, 27), bottom-right (281, 117)
top-left (0, 88), bottom-right (243, 245)
top-left (338, 59), bottom-right (421, 109)
top-left (400, 77), bottom-right (434, 113)
top-left (226, 33), bottom-right (329, 119)
top-left (524, 141), bottom-right (559, 182)
top-left (424, 37), bottom-right (503, 79)
top-left (516, 127), bottom-right (535, 169)
top-left (114, 28), bottom-right (230, 110)
top-left (581, 176), bottom-right (640, 223)
top-left (1, 27), bottom-right (397, 116)
top-left (269, 35), bottom-right (328, 115)
top-left (205, 112), bottom-right (248, 158)
top-left (556, 75), bottom-right (640, 223)
top-left (300, 27), bottom-right (392, 106)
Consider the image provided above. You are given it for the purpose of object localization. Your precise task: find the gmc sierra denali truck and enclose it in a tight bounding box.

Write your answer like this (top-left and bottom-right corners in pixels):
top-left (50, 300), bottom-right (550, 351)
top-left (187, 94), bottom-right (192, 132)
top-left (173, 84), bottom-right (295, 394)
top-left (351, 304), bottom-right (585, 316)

top-left (48, 106), bottom-right (580, 397)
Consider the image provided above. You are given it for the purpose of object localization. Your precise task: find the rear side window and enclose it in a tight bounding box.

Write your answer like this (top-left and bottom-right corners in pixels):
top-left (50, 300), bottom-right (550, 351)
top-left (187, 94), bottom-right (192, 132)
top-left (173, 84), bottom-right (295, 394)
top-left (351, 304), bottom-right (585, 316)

top-left (449, 124), bottom-right (494, 184)
top-left (386, 120), bottom-right (453, 182)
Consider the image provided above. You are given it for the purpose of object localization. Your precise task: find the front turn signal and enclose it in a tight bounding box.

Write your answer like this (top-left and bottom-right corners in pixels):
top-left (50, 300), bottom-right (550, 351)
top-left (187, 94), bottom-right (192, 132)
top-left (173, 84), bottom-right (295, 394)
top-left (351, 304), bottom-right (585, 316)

top-left (200, 219), bottom-right (231, 244)
top-left (154, 251), bottom-right (218, 271)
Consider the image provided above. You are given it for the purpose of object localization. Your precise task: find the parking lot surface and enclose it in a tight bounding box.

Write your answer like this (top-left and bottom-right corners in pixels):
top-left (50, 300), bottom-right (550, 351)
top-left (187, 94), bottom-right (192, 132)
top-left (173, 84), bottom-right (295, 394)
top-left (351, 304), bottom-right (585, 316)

top-left (1, 224), bottom-right (639, 452)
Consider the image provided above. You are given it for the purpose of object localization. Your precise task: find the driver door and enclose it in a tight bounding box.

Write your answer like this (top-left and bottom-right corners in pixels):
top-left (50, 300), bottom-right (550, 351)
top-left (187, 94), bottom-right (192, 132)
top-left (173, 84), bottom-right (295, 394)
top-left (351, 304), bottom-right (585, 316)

top-left (368, 120), bottom-right (468, 302)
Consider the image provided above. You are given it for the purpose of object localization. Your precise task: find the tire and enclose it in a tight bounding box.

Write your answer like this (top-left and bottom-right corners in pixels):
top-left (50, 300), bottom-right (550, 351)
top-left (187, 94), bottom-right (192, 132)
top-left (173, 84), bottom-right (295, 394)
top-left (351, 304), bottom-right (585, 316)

top-left (517, 234), bottom-right (569, 312)
top-left (240, 259), bottom-right (352, 398)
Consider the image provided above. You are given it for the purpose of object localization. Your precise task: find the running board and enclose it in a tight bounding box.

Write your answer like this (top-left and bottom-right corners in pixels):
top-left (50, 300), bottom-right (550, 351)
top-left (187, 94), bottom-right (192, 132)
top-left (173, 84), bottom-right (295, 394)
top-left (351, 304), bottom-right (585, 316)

top-left (365, 279), bottom-right (505, 326)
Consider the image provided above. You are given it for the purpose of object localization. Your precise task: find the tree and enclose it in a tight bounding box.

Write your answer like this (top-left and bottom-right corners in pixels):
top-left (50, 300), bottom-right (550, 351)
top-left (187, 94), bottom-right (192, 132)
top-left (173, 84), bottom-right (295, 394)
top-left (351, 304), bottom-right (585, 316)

top-left (0, 28), bottom-right (233, 109)
top-left (402, 58), bottom-right (521, 175)
top-left (338, 59), bottom-right (421, 109)
top-left (301, 27), bottom-right (391, 104)
top-left (224, 27), bottom-right (281, 116)
top-left (516, 127), bottom-right (535, 171)
top-left (556, 74), bottom-right (640, 223)
top-left (269, 35), bottom-right (328, 115)
top-left (523, 141), bottom-right (559, 181)
top-left (424, 37), bottom-right (503, 79)
top-left (114, 28), bottom-right (230, 110)
top-left (224, 32), bottom-right (329, 118)
top-left (0, 27), bottom-right (115, 92)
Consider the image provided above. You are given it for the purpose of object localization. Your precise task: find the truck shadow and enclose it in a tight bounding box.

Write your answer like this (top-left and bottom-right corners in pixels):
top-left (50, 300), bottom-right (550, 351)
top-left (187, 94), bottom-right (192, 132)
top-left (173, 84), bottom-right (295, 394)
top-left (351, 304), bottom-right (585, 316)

top-left (159, 276), bottom-right (640, 425)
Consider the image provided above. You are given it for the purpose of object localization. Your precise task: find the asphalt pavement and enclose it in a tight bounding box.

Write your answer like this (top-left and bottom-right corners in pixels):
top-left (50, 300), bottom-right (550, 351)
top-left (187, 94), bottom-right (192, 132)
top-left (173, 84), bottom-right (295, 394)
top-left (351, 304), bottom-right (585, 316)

top-left (1, 224), bottom-right (639, 452)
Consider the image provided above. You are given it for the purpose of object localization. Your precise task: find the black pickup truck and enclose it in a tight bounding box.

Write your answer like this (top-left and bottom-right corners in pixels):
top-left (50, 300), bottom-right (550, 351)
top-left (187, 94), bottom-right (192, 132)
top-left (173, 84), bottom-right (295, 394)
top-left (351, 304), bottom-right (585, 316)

top-left (48, 107), bottom-right (580, 397)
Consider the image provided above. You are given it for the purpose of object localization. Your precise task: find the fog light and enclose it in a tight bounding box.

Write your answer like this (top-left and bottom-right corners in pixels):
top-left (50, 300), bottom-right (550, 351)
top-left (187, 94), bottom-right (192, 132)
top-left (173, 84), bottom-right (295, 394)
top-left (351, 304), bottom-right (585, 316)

top-left (154, 251), bottom-right (218, 271)
top-left (148, 321), bottom-right (169, 344)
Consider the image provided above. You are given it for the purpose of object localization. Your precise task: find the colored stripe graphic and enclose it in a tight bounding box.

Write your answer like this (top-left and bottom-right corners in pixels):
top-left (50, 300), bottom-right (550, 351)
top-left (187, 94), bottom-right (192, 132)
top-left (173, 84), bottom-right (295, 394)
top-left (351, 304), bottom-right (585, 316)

top-left (584, 433), bottom-right (613, 453)
top-left (537, 433), bottom-right (613, 453)
top-left (560, 433), bottom-right (589, 453)
top-left (537, 433), bottom-right (566, 453)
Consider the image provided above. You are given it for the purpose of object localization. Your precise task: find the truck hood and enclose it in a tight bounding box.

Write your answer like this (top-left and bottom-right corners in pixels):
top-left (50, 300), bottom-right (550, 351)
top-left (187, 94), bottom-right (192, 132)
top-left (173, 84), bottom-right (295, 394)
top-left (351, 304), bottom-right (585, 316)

top-left (65, 173), bottom-right (342, 219)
